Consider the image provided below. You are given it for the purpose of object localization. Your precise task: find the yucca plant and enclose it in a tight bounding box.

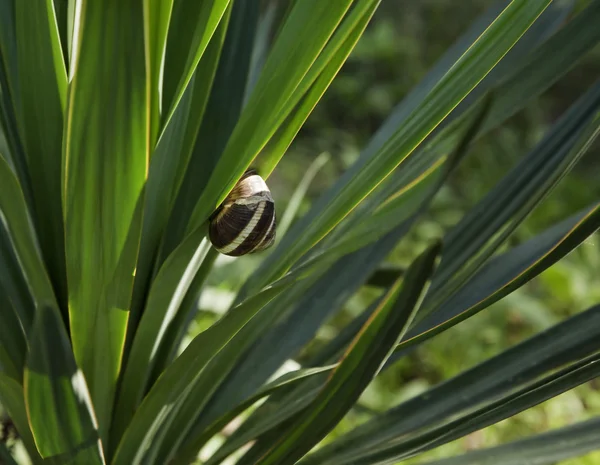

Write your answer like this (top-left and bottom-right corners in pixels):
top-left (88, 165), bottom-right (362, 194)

top-left (0, 0), bottom-right (599, 463)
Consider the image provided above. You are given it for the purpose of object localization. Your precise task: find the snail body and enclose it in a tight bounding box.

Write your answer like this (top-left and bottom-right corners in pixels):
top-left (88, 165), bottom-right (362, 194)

top-left (208, 169), bottom-right (276, 256)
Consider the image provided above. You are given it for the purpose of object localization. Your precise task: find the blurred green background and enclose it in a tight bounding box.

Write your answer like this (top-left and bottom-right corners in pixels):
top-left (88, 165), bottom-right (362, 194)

top-left (185, 1), bottom-right (600, 463)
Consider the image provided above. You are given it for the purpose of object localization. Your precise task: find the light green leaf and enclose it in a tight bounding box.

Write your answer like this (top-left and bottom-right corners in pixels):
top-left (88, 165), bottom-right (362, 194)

top-left (143, 0), bottom-right (174, 146)
top-left (112, 231), bottom-right (212, 444)
top-left (129, 7), bottom-right (231, 341)
top-left (185, 0), bottom-right (356, 232)
top-left (63, 0), bottom-right (147, 443)
top-left (111, 277), bottom-right (294, 465)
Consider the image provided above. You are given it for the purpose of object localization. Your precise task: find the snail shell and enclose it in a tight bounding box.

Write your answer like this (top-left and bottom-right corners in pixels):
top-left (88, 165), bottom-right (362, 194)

top-left (208, 169), bottom-right (276, 256)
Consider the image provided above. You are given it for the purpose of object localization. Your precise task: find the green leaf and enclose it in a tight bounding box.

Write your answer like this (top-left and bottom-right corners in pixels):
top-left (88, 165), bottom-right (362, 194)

top-left (175, 365), bottom-right (336, 465)
top-left (218, 205), bottom-right (600, 464)
top-left (419, 417), bottom-right (600, 465)
top-left (246, 0), bottom-right (553, 292)
top-left (24, 305), bottom-right (103, 461)
top-left (63, 0), bottom-right (147, 443)
top-left (112, 231), bottom-right (212, 444)
top-left (161, 0), bottom-right (230, 129)
top-left (15, 0), bottom-right (68, 306)
top-left (277, 152), bottom-right (331, 240)
top-left (481, 0), bottom-right (600, 132)
top-left (422, 82), bottom-right (600, 318)
top-left (0, 374), bottom-right (43, 464)
top-left (365, 265), bottom-right (404, 288)
top-left (304, 302), bottom-right (600, 464)
top-left (111, 277), bottom-right (295, 465)
top-left (401, 205), bottom-right (600, 352)
top-left (255, 0), bottom-right (381, 179)
top-left (129, 9), bottom-right (230, 342)
top-left (185, 0), bottom-right (356, 233)
top-left (0, 0), bottom-right (31, 203)
top-left (0, 153), bottom-right (57, 314)
top-left (344, 350), bottom-right (600, 464)
top-left (252, 242), bottom-right (440, 465)
top-left (159, 0), bottom-right (261, 260)
top-left (143, 0), bottom-right (174, 146)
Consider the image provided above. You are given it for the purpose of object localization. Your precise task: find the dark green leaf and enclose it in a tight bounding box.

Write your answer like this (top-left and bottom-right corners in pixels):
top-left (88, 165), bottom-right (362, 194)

top-left (161, 0), bottom-right (230, 128)
top-left (15, 0), bottom-right (68, 307)
top-left (419, 417), bottom-right (600, 465)
top-left (304, 302), bottom-right (600, 464)
top-left (252, 243), bottom-right (440, 465)
top-left (24, 305), bottom-right (103, 461)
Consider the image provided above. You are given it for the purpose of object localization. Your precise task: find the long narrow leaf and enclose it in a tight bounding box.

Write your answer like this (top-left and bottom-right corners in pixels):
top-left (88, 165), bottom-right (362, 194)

top-left (252, 243), bottom-right (440, 465)
top-left (419, 417), bottom-right (600, 465)
top-left (111, 277), bottom-right (295, 465)
top-left (304, 302), bottom-right (600, 464)
top-left (247, 0), bottom-right (553, 293)
top-left (15, 0), bottom-right (68, 306)
top-left (63, 0), bottom-right (148, 441)
top-left (24, 305), bottom-right (103, 461)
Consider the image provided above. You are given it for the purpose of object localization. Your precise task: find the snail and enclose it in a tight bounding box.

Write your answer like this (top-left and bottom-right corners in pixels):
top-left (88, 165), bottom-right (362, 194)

top-left (208, 169), bottom-right (276, 256)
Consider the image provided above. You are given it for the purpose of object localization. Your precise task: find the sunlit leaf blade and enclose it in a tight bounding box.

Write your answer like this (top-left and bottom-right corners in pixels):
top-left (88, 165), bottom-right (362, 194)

top-left (111, 278), bottom-right (294, 465)
top-left (15, 0), bottom-right (68, 306)
top-left (303, 302), bottom-right (600, 464)
top-left (161, 0), bottom-right (230, 129)
top-left (0, 374), bottom-right (44, 464)
top-left (147, 246), bottom-right (219, 384)
top-left (63, 0), bottom-right (147, 442)
top-left (185, 0), bottom-right (356, 232)
top-left (129, 10), bottom-right (230, 342)
top-left (177, 365), bottom-right (336, 463)
top-left (248, 0), bottom-right (553, 293)
top-left (160, 0), bottom-right (261, 260)
top-left (143, 0), bottom-right (174, 146)
top-left (112, 231), bottom-right (211, 444)
top-left (24, 305), bottom-right (103, 461)
top-left (256, 0), bottom-right (381, 179)
top-left (419, 417), bottom-right (600, 465)
top-left (251, 243), bottom-right (440, 465)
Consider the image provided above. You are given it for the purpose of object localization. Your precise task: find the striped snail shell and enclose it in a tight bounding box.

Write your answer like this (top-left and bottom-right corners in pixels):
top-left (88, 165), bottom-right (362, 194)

top-left (208, 169), bottom-right (276, 256)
